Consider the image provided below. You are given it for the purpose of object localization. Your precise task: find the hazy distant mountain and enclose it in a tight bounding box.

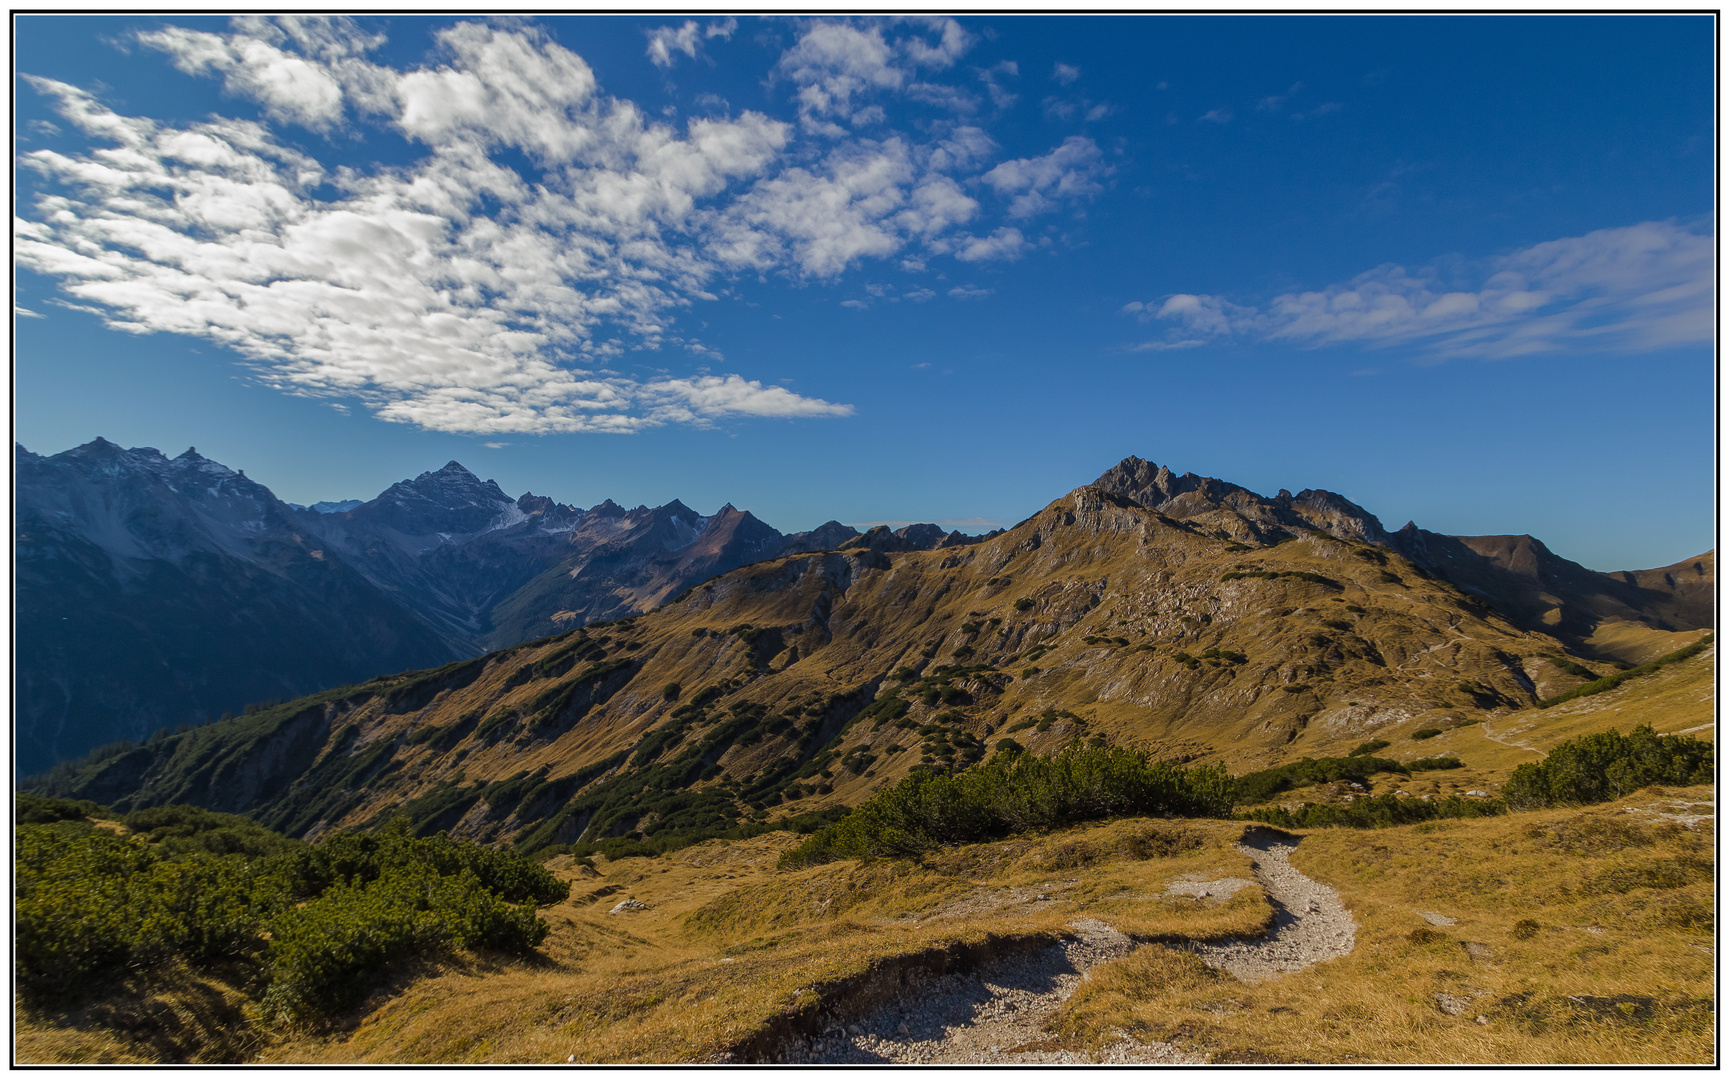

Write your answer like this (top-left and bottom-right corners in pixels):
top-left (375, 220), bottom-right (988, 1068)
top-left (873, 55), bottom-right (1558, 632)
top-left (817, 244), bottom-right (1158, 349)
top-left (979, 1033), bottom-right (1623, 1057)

top-left (13, 442), bottom-right (986, 773)
top-left (14, 440), bottom-right (459, 776)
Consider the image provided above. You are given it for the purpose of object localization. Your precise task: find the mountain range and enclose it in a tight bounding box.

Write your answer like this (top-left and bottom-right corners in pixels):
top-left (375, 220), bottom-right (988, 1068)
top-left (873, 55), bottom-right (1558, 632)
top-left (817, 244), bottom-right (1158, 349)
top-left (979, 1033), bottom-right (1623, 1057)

top-left (30, 452), bottom-right (1712, 852)
top-left (14, 440), bottom-right (986, 775)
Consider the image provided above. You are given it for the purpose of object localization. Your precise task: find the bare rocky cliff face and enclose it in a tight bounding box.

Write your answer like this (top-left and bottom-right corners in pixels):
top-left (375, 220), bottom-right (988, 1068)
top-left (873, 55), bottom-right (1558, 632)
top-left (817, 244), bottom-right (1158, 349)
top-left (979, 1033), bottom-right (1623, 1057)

top-left (1091, 456), bottom-right (1711, 655)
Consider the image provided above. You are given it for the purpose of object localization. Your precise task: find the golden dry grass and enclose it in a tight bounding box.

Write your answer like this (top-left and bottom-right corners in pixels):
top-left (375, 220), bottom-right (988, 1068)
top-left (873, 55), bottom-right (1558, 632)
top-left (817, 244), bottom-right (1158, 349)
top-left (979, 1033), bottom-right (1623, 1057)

top-left (1052, 785), bottom-right (1716, 1064)
top-left (18, 783), bottom-right (1713, 1064)
top-left (14, 962), bottom-right (261, 1065)
top-left (246, 817), bottom-right (1269, 1063)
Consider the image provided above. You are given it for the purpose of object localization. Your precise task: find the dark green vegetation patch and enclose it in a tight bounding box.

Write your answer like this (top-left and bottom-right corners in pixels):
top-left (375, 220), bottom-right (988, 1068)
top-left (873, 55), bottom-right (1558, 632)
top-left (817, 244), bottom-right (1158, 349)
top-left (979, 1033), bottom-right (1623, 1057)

top-left (781, 742), bottom-right (1233, 865)
top-left (1231, 755), bottom-right (1410, 805)
top-left (15, 807), bottom-right (564, 1025)
top-left (1504, 725), bottom-right (1713, 809)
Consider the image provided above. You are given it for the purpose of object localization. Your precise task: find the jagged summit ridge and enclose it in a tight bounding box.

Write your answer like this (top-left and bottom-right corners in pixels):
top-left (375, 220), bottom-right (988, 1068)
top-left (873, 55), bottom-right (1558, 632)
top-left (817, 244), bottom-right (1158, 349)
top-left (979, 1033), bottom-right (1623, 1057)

top-left (1088, 455), bottom-right (1391, 546)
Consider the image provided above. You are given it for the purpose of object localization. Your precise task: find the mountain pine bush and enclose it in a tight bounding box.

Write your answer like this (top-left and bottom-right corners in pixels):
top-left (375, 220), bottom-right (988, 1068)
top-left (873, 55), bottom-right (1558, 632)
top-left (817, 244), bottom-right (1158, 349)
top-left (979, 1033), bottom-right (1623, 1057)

top-left (1503, 725), bottom-right (1714, 809)
top-left (781, 743), bottom-right (1233, 865)
top-left (13, 809), bottom-right (565, 1019)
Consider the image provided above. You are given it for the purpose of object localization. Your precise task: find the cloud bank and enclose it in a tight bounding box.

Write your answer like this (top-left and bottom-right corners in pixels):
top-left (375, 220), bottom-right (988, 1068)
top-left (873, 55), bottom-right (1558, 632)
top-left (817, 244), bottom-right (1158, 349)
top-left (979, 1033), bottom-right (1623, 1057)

top-left (16, 16), bottom-right (1101, 435)
top-left (1126, 220), bottom-right (1713, 359)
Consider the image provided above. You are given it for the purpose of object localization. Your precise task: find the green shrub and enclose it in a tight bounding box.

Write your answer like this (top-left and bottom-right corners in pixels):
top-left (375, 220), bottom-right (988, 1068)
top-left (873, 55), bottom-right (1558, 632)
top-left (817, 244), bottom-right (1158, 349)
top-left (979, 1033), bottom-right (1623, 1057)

top-left (1232, 755), bottom-right (1407, 805)
top-left (661, 682), bottom-right (681, 701)
top-left (1503, 725), bottom-right (1714, 810)
top-left (782, 743), bottom-right (1233, 865)
top-left (1545, 655), bottom-right (1599, 681)
top-left (261, 864), bottom-right (546, 1023)
top-left (1218, 570), bottom-right (1340, 588)
top-left (1347, 739), bottom-right (1390, 757)
top-left (1014, 598), bottom-right (1035, 612)
top-left (14, 826), bottom-right (281, 997)
top-left (14, 813), bottom-right (565, 1016)
top-left (1411, 728), bottom-right (1443, 740)
top-left (1408, 756), bottom-right (1465, 771)
top-left (16, 794), bottom-right (110, 825)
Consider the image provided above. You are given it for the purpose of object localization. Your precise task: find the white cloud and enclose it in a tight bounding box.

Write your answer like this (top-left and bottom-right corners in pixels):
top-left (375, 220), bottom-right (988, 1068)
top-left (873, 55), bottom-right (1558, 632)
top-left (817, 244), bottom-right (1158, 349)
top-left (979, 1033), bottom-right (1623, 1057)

top-left (643, 374), bottom-right (852, 421)
top-left (15, 305), bottom-right (45, 318)
top-left (16, 16), bottom-right (1080, 435)
top-left (1198, 108), bottom-right (1233, 124)
top-left (952, 228), bottom-right (1027, 263)
top-left (981, 136), bottom-right (1106, 218)
top-left (926, 125), bottom-right (995, 172)
top-left (1256, 82), bottom-right (1303, 112)
top-left (15, 25), bottom-right (868, 437)
top-left (975, 60), bottom-right (1019, 110)
top-left (1128, 221), bottom-right (1713, 359)
top-left (775, 19), bottom-right (972, 132)
top-left (139, 23), bottom-right (352, 130)
top-left (713, 140), bottom-right (914, 276)
top-left (1052, 62), bottom-right (1080, 85)
top-left (645, 18), bottom-right (736, 69)
top-left (948, 285), bottom-right (993, 299)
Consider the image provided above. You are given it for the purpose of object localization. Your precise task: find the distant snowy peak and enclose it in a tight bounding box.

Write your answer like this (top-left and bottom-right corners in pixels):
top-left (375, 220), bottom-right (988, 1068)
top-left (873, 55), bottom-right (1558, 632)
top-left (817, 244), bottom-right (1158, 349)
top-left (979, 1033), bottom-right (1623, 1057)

top-left (514, 493), bottom-right (583, 534)
top-left (310, 499), bottom-right (364, 514)
top-left (350, 460), bottom-right (518, 537)
top-left (33, 439), bottom-right (277, 511)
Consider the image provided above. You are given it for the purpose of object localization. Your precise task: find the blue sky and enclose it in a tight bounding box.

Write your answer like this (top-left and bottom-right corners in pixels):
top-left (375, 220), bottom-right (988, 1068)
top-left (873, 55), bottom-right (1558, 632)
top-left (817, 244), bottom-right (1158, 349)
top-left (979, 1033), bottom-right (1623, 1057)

top-left (13, 14), bottom-right (1715, 570)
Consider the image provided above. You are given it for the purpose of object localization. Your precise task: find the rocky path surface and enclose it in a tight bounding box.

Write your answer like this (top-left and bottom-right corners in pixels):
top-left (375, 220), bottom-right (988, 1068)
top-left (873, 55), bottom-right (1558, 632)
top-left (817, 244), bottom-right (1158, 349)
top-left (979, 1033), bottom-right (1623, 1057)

top-left (1190, 827), bottom-right (1356, 982)
top-left (790, 827), bottom-right (1355, 1064)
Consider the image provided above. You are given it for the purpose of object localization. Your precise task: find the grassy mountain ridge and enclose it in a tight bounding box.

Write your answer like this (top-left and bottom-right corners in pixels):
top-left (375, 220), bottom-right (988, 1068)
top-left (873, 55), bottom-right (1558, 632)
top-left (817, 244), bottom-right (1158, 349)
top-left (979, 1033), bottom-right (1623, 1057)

top-left (34, 477), bottom-right (1688, 852)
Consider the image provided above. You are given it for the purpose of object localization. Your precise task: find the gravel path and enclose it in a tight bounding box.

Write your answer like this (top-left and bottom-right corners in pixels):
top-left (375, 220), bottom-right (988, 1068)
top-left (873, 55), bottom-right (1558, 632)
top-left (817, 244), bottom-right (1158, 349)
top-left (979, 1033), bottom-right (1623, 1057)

top-left (1191, 827), bottom-right (1356, 983)
top-left (788, 827), bottom-right (1355, 1064)
top-left (786, 919), bottom-right (1200, 1064)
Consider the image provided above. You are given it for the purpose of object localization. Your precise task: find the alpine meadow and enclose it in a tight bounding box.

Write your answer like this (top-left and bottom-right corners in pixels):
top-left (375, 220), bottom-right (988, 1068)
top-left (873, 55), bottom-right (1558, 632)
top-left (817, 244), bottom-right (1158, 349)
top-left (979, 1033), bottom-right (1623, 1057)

top-left (11, 13), bottom-right (1715, 1066)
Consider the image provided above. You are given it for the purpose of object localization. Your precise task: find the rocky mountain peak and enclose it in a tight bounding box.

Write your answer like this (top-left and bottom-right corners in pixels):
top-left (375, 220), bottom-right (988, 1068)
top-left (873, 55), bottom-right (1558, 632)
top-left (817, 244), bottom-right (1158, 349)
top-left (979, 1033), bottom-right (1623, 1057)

top-left (351, 460), bottom-right (515, 537)
top-left (1092, 455), bottom-right (1259, 514)
top-left (779, 520), bottom-right (862, 556)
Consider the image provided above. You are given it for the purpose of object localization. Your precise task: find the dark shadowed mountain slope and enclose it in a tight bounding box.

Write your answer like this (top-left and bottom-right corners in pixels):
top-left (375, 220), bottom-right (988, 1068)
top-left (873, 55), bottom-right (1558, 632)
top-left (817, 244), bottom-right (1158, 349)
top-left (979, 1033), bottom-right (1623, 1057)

top-left (1390, 526), bottom-right (1714, 661)
top-left (14, 443), bottom-right (988, 774)
top-left (480, 501), bottom-right (791, 647)
top-left (14, 441), bottom-right (460, 775)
